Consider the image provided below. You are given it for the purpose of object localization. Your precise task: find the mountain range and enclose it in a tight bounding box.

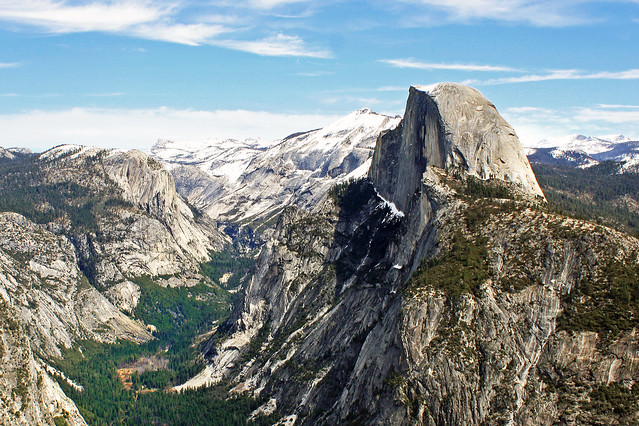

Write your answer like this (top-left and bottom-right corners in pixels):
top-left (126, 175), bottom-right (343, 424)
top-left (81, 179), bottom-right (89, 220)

top-left (526, 134), bottom-right (639, 170)
top-left (0, 83), bottom-right (638, 425)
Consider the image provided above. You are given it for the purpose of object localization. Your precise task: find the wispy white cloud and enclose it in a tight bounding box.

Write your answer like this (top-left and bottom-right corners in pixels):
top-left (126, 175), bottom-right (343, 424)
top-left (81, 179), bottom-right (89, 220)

top-left (597, 104), bottom-right (639, 109)
top-left (573, 106), bottom-right (639, 124)
top-left (0, 0), bottom-right (330, 56)
top-left (0, 0), bottom-right (229, 46)
top-left (132, 23), bottom-right (229, 46)
top-left (0, 62), bottom-right (20, 68)
top-left (401, 0), bottom-right (599, 26)
top-left (0, 0), bottom-right (171, 33)
top-left (0, 107), bottom-right (341, 152)
top-left (198, 14), bottom-right (243, 25)
top-left (465, 68), bottom-right (639, 85)
top-left (215, 34), bottom-right (331, 58)
top-left (248, 0), bottom-right (311, 9)
top-left (381, 58), bottom-right (521, 72)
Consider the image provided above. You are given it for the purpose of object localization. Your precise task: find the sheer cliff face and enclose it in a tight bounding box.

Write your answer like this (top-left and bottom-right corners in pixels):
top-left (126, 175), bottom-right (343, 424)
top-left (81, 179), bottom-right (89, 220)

top-left (370, 84), bottom-right (544, 212)
top-left (200, 85), bottom-right (638, 425)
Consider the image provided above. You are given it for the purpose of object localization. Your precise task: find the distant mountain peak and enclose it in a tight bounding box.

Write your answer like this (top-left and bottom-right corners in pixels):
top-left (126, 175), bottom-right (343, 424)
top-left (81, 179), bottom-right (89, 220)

top-left (527, 133), bottom-right (639, 171)
top-left (598, 134), bottom-right (631, 143)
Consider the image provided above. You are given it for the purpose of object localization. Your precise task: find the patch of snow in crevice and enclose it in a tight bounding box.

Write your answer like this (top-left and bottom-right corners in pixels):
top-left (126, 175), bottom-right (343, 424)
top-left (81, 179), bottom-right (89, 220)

top-left (373, 189), bottom-right (405, 219)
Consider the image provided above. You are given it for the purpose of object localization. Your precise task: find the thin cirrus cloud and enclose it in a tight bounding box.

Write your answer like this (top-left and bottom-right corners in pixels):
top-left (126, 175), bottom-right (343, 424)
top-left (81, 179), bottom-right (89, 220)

top-left (597, 104), bottom-right (639, 109)
top-left (381, 59), bottom-right (521, 72)
top-left (216, 34), bottom-right (331, 58)
top-left (402, 0), bottom-right (604, 26)
top-left (247, 0), bottom-right (311, 8)
top-left (130, 23), bottom-right (229, 46)
top-left (574, 106), bottom-right (639, 125)
top-left (0, 0), bottom-right (329, 57)
top-left (464, 68), bottom-right (639, 85)
top-left (0, 0), bottom-right (171, 33)
top-left (0, 62), bottom-right (21, 68)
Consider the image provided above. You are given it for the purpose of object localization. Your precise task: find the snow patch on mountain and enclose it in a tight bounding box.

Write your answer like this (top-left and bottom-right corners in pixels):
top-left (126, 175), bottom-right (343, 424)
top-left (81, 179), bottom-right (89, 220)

top-left (150, 138), bottom-right (269, 184)
top-left (374, 188), bottom-right (405, 220)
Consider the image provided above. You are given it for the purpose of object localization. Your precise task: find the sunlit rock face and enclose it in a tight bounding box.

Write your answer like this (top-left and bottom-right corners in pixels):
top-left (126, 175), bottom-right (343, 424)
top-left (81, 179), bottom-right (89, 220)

top-left (370, 83), bottom-right (544, 213)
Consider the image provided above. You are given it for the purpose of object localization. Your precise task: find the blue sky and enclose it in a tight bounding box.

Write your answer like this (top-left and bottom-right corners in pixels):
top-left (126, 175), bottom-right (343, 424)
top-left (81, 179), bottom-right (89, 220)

top-left (0, 0), bottom-right (638, 151)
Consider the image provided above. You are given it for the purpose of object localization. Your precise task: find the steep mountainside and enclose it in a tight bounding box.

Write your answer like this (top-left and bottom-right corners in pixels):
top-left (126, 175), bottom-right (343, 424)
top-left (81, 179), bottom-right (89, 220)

top-left (526, 147), bottom-right (598, 168)
top-left (0, 146), bottom-right (228, 424)
top-left (191, 84), bottom-right (638, 424)
top-left (150, 108), bottom-right (400, 226)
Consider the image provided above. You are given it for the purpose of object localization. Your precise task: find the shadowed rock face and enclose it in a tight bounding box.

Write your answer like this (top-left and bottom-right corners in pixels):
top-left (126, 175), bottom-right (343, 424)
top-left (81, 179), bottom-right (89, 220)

top-left (370, 84), bottom-right (544, 211)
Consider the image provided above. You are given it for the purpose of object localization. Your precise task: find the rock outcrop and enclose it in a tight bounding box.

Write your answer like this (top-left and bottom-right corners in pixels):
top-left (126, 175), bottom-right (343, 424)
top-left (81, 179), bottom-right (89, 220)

top-left (2, 83), bottom-right (638, 424)
top-left (370, 84), bottom-right (544, 212)
top-left (194, 84), bottom-right (638, 425)
top-left (0, 145), bottom-right (227, 424)
top-left (0, 211), bottom-right (146, 424)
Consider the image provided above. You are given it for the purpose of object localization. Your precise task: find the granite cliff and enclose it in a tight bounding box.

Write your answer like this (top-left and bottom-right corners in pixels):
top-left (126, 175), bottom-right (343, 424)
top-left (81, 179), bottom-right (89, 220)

top-left (191, 84), bottom-right (638, 424)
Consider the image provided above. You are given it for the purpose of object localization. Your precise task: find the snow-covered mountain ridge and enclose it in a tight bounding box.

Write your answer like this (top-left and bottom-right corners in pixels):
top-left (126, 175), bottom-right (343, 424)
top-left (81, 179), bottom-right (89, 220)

top-left (532, 134), bottom-right (631, 154)
top-left (150, 108), bottom-right (401, 225)
top-left (526, 134), bottom-right (639, 170)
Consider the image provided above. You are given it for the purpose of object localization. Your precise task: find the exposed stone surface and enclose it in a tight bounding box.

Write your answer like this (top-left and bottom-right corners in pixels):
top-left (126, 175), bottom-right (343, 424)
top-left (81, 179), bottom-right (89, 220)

top-left (0, 146), bottom-right (227, 423)
top-left (370, 84), bottom-right (544, 212)
top-left (150, 109), bottom-right (400, 225)
top-left (103, 150), bottom-right (217, 267)
top-left (194, 85), bottom-right (637, 425)
top-left (2, 83), bottom-right (638, 424)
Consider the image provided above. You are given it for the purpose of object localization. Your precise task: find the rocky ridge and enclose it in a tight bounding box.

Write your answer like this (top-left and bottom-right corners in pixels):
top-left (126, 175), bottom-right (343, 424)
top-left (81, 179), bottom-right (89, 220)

top-left (1, 82), bottom-right (638, 424)
top-left (0, 145), bottom-right (226, 423)
top-left (191, 84), bottom-right (638, 424)
top-left (150, 108), bottom-right (401, 226)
